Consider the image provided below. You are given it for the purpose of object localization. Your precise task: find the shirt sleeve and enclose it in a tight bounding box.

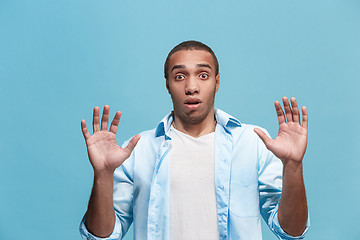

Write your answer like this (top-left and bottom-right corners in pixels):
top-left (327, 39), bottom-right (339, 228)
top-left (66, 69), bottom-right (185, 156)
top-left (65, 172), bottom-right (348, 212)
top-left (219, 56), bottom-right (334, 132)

top-left (257, 128), bottom-right (310, 240)
top-left (79, 213), bottom-right (123, 240)
top-left (268, 204), bottom-right (310, 239)
top-left (79, 139), bottom-right (136, 240)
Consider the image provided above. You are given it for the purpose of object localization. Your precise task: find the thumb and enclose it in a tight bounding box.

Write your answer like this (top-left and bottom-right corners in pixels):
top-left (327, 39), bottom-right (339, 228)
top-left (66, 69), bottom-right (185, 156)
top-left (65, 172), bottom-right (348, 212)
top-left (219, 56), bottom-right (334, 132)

top-left (124, 135), bottom-right (141, 155)
top-left (254, 128), bottom-right (272, 148)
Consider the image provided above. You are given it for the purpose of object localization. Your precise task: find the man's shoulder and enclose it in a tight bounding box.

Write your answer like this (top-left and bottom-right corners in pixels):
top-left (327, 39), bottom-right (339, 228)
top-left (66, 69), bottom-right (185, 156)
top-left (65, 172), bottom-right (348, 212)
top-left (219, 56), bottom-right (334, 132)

top-left (215, 108), bottom-right (271, 138)
top-left (236, 123), bottom-right (268, 132)
top-left (120, 128), bottom-right (159, 148)
top-left (230, 122), bottom-right (268, 138)
top-left (136, 127), bottom-right (160, 143)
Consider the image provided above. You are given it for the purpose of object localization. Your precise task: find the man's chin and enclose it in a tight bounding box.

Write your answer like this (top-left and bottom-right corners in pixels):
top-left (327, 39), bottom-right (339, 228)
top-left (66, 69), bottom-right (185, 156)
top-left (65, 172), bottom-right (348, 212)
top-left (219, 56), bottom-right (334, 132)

top-left (182, 111), bottom-right (208, 124)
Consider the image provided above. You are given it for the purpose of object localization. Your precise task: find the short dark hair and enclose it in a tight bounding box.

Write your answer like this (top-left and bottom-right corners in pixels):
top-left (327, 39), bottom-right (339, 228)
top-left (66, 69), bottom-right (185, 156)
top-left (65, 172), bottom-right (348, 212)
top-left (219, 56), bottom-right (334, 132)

top-left (164, 40), bottom-right (219, 80)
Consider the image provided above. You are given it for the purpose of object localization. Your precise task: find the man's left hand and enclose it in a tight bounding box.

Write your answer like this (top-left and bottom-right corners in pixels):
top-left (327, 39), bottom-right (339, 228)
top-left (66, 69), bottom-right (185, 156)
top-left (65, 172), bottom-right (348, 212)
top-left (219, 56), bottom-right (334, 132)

top-left (254, 97), bottom-right (308, 165)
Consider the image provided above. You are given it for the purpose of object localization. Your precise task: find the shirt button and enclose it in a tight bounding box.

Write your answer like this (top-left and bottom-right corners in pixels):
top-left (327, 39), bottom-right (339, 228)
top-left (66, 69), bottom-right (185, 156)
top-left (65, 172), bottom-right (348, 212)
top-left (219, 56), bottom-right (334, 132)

top-left (219, 186), bottom-right (224, 191)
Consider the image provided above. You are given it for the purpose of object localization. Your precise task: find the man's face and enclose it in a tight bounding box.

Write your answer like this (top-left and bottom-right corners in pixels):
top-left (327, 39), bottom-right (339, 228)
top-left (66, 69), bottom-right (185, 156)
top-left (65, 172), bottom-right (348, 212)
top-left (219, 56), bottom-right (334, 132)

top-left (166, 49), bottom-right (220, 125)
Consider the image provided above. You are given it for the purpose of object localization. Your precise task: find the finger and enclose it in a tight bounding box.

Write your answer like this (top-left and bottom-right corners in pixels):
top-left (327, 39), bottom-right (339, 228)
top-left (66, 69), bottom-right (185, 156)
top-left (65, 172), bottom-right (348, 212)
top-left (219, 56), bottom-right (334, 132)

top-left (274, 101), bottom-right (286, 125)
top-left (302, 106), bottom-right (308, 129)
top-left (101, 105), bottom-right (110, 131)
top-left (109, 111), bottom-right (122, 134)
top-left (93, 106), bottom-right (100, 133)
top-left (124, 135), bottom-right (141, 155)
top-left (290, 97), bottom-right (300, 124)
top-left (254, 128), bottom-right (272, 149)
top-left (282, 96), bottom-right (293, 122)
top-left (81, 119), bottom-right (91, 141)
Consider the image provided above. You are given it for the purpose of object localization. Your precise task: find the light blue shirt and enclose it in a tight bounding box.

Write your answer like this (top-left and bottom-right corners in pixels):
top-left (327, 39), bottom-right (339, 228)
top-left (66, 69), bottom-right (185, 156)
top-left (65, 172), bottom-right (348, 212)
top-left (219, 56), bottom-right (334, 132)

top-left (80, 109), bottom-right (310, 240)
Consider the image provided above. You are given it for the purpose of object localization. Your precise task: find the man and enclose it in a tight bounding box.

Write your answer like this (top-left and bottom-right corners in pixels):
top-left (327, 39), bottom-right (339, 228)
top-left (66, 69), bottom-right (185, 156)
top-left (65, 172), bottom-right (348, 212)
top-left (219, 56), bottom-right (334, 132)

top-left (79, 40), bottom-right (310, 240)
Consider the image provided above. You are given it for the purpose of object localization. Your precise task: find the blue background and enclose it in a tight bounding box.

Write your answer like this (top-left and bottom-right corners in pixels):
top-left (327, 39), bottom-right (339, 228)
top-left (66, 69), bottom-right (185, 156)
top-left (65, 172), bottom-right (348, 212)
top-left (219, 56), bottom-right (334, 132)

top-left (1, 0), bottom-right (359, 239)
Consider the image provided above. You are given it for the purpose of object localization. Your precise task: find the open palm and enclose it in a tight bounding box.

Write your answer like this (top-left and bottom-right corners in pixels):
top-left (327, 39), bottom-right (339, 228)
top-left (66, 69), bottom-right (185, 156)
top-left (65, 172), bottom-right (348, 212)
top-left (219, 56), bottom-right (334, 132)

top-left (254, 97), bottom-right (308, 164)
top-left (81, 105), bottom-right (140, 173)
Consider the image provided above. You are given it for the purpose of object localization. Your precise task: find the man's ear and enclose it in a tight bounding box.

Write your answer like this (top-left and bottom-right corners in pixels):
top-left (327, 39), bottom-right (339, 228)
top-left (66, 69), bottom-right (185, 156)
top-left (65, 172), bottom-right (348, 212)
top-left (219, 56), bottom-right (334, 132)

top-left (215, 73), bottom-right (220, 93)
top-left (166, 78), bottom-right (171, 94)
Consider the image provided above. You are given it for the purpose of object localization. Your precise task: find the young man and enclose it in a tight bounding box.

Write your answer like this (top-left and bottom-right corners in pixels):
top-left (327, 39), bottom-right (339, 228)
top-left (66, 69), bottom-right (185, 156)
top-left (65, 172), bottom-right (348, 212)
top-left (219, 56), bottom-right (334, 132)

top-left (79, 41), bottom-right (310, 240)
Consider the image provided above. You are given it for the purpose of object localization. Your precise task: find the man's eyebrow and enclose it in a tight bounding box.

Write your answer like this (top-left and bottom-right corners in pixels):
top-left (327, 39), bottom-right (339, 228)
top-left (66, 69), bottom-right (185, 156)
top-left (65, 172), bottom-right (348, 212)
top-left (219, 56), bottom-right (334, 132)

top-left (171, 65), bottom-right (185, 72)
top-left (196, 63), bottom-right (212, 69)
top-left (171, 63), bottom-right (212, 73)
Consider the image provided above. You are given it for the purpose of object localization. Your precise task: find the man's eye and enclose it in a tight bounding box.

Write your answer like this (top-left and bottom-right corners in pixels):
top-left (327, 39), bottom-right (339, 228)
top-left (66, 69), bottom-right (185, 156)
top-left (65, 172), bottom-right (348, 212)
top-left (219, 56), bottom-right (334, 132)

top-left (175, 75), bottom-right (184, 80)
top-left (200, 73), bottom-right (209, 79)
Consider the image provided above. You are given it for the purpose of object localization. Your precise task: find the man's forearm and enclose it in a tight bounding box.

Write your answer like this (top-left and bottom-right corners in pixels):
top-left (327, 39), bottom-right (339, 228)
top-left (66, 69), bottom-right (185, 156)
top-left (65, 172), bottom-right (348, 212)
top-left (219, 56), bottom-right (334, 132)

top-left (278, 161), bottom-right (308, 236)
top-left (85, 171), bottom-right (116, 238)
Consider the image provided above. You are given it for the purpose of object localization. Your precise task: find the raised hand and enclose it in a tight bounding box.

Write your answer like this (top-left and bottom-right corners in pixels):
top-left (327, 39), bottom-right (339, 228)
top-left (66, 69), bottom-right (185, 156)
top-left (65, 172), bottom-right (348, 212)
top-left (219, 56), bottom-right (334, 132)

top-left (81, 105), bottom-right (140, 174)
top-left (254, 97), bottom-right (308, 165)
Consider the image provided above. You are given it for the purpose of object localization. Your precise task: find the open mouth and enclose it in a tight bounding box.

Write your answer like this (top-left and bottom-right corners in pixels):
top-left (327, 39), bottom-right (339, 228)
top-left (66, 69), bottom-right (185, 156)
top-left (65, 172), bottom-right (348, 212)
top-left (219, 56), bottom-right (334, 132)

top-left (184, 98), bottom-right (202, 108)
top-left (186, 101), bottom-right (200, 105)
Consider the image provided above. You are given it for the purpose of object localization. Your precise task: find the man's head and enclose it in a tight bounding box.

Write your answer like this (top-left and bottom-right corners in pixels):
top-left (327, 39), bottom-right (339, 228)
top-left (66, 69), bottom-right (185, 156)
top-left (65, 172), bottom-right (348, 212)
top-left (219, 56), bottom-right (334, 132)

top-left (164, 40), bottom-right (220, 125)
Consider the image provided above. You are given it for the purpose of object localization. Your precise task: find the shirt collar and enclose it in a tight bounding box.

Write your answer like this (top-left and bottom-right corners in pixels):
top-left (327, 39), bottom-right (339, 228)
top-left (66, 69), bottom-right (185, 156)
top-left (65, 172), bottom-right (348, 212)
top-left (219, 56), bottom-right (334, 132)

top-left (155, 108), bottom-right (242, 138)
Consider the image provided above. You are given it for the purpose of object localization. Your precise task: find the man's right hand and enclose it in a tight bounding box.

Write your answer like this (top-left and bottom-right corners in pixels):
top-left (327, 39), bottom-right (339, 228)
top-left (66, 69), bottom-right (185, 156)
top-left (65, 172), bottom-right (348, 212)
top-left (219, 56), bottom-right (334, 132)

top-left (81, 105), bottom-right (140, 174)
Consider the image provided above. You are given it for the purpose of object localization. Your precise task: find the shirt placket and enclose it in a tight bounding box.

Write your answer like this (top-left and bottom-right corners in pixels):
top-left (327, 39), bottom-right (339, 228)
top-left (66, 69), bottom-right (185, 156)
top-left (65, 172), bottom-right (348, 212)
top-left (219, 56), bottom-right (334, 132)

top-left (147, 137), bottom-right (171, 240)
top-left (214, 126), bottom-right (233, 240)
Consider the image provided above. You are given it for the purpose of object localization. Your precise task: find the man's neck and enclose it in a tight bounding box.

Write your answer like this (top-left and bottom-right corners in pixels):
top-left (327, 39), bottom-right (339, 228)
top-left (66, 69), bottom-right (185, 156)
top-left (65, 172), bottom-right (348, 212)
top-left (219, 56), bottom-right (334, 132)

top-left (172, 111), bottom-right (217, 138)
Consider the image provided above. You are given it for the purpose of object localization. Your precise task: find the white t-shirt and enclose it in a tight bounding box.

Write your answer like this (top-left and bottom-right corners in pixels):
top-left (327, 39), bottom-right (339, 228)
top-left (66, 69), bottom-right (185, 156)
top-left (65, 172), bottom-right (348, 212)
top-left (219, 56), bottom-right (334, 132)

top-left (168, 125), bottom-right (219, 240)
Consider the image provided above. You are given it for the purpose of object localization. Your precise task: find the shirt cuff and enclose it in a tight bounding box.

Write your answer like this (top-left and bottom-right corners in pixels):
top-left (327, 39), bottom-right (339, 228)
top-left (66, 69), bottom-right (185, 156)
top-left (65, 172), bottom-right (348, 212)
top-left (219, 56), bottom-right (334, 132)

top-left (79, 214), bottom-right (122, 240)
top-left (269, 205), bottom-right (310, 240)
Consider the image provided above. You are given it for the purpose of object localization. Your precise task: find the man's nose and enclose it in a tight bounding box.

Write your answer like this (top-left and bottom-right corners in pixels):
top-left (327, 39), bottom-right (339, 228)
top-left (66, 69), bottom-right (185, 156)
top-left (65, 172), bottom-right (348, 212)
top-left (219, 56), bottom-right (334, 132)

top-left (185, 77), bottom-right (199, 95)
